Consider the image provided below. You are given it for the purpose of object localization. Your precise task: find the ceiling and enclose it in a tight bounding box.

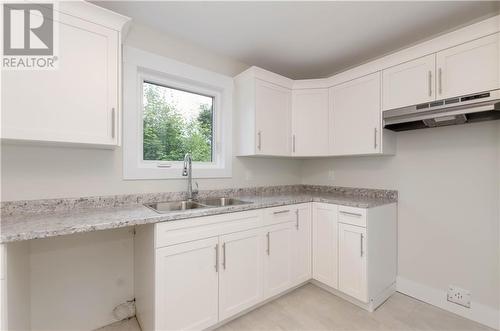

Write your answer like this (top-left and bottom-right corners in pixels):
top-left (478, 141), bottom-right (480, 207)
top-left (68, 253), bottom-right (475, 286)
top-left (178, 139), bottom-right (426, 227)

top-left (95, 1), bottom-right (500, 79)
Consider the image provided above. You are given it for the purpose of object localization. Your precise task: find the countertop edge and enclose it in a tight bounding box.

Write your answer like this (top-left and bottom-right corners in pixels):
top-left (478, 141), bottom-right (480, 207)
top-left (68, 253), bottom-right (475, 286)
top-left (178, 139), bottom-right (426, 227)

top-left (1, 195), bottom-right (397, 244)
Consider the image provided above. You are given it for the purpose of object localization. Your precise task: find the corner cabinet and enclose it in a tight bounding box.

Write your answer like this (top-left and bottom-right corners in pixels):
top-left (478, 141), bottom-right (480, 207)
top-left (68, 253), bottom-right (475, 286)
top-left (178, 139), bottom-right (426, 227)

top-left (1, 2), bottom-right (130, 148)
top-left (291, 88), bottom-right (329, 156)
top-left (235, 67), bottom-right (293, 156)
top-left (312, 203), bottom-right (338, 289)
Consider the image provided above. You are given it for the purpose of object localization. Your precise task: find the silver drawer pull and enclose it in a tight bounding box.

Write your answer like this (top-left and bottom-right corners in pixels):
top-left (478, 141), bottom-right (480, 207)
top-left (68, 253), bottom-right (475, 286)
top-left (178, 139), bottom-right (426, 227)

top-left (111, 108), bottom-right (116, 138)
top-left (339, 210), bottom-right (363, 217)
top-left (215, 244), bottom-right (219, 272)
top-left (273, 210), bottom-right (290, 215)
top-left (295, 209), bottom-right (299, 230)
top-left (222, 243), bottom-right (226, 269)
top-left (360, 234), bottom-right (364, 257)
top-left (266, 232), bottom-right (270, 255)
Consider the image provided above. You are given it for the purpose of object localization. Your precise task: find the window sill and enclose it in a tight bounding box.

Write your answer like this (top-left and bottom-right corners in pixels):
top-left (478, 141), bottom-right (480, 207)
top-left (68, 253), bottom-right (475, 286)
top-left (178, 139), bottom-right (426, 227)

top-left (123, 164), bottom-right (232, 180)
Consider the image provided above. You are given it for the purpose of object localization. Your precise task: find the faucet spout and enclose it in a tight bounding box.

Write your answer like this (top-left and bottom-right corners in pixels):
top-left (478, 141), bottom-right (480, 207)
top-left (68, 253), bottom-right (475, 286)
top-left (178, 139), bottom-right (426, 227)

top-left (182, 153), bottom-right (194, 200)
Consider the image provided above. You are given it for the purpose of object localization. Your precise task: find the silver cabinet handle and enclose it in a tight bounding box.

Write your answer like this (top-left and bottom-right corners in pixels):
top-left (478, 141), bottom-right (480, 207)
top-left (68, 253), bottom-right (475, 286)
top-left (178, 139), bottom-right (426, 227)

top-left (292, 134), bottom-right (296, 153)
top-left (111, 108), bottom-right (116, 138)
top-left (273, 209), bottom-right (290, 215)
top-left (257, 131), bottom-right (262, 151)
top-left (215, 244), bottom-right (219, 272)
top-left (373, 128), bottom-right (378, 149)
top-left (339, 210), bottom-right (363, 217)
top-left (222, 243), bottom-right (226, 269)
top-left (295, 209), bottom-right (299, 230)
top-left (266, 232), bottom-right (270, 256)
top-left (438, 68), bottom-right (443, 95)
top-left (428, 71), bottom-right (432, 97)
top-left (360, 234), bottom-right (364, 257)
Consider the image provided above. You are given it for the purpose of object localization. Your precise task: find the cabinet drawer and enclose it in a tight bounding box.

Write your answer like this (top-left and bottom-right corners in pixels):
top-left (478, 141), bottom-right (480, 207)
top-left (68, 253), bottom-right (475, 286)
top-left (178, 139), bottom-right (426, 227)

top-left (338, 206), bottom-right (366, 227)
top-left (263, 205), bottom-right (298, 226)
top-left (156, 210), bottom-right (262, 248)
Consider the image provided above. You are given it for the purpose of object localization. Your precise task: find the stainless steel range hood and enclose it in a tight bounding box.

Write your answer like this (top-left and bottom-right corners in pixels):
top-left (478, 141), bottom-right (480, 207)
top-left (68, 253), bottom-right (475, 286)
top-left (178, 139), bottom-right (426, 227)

top-left (383, 90), bottom-right (500, 131)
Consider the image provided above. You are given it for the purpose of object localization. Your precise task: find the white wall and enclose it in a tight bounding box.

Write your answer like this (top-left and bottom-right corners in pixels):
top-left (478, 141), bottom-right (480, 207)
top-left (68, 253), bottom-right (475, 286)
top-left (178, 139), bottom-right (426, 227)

top-left (302, 121), bottom-right (500, 322)
top-left (29, 229), bottom-right (134, 331)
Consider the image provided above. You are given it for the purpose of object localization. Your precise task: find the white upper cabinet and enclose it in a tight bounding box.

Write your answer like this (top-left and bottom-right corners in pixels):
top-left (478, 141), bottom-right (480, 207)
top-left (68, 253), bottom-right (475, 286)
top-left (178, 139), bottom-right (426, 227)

top-left (291, 89), bottom-right (329, 156)
top-left (382, 54), bottom-right (436, 110)
top-left (235, 67), bottom-right (293, 156)
top-left (330, 72), bottom-right (382, 155)
top-left (1, 3), bottom-right (129, 147)
top-left (255, 80), bottom-right (292, 156)
top-left (436, 33), bottom-right (500, 99)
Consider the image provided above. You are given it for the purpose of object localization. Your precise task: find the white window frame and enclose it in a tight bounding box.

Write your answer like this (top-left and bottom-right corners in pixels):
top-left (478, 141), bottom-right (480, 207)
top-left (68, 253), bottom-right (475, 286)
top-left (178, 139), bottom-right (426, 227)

top-left (123, 47), bottom-right (232, 179)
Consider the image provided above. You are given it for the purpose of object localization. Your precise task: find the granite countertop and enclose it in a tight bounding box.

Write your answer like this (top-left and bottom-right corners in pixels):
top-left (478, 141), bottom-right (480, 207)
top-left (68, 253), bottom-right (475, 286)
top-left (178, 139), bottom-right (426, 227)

top-left (0, 185), bottom-right (397, 243)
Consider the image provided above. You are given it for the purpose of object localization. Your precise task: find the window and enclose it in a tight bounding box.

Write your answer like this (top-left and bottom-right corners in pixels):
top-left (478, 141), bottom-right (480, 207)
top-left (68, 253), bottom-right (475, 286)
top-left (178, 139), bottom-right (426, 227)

top-left (123, 47), bottom-right (232, 179)
top-left (142, 82), bottom-right (214, 162)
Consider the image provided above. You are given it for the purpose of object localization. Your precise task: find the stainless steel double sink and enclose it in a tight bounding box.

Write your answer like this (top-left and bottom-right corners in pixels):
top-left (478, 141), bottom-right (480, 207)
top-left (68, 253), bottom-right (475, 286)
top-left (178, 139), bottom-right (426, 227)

top-left (145, 197), bottom-right (252, 213)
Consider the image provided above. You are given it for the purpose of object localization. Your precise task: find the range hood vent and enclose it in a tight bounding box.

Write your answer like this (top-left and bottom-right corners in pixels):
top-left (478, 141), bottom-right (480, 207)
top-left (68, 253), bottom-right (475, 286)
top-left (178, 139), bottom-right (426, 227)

top-left (383, 90), bottom-right (500, 131)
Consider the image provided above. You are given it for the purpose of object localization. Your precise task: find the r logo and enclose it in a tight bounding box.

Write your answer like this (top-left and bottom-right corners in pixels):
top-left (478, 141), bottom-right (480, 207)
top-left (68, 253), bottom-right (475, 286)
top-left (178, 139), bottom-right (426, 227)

top-left (3, 3), bottom-right (53, 56)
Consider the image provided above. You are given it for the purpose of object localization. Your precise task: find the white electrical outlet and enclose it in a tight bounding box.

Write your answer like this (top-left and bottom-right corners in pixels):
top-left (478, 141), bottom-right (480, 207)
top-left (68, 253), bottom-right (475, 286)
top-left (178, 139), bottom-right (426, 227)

top-left (328, 169), bottom-right (335, 180)
top-left (447, 285), bottom-right (471, 308)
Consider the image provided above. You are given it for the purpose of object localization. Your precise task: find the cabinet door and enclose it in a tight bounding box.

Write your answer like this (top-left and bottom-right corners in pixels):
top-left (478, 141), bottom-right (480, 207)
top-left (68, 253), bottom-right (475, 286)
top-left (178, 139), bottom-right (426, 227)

top-left (291, 205), bottom-right (312, 285)
top-left (219, 229), bottom-right (263, 320)
top-left (155, 237), bottom-right (219, 331)
top-left (338, 223), bottom-right (367, 302)
top-left (255, 79), bottom-right (291, 156)
top-left (312, 203), bottom-right (338, 289)
top-left (330, 72), bottom-right (381, 155)
top-left (263, 223), bottom-right (293, 299)
top-left (292, 89), bottom-right (329, 156)
top-left (437, 34), bottom-right (500, 99)
top-left (1, 12), bottom-right (119, 146)
top-left (382, 54), bottom-right (436, 110)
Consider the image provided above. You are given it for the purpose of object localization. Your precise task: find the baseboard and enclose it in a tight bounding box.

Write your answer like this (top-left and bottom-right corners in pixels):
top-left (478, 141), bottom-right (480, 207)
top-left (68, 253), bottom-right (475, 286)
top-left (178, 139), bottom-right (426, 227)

top-left (397, 276), bottom-right (500, 330)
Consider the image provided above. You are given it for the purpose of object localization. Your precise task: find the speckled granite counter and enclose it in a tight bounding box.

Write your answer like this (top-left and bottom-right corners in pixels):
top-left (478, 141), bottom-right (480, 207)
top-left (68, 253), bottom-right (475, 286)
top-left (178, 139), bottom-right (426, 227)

top-left (0, 185), bottom-right (397, 243)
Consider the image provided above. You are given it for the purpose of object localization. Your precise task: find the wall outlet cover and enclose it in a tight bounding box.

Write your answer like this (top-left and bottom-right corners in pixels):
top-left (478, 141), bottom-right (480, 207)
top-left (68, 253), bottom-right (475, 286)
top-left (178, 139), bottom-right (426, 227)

top-left (328, 169), bottom-right (335, 180)
top-left (447, 285), bottom-right (471, 308)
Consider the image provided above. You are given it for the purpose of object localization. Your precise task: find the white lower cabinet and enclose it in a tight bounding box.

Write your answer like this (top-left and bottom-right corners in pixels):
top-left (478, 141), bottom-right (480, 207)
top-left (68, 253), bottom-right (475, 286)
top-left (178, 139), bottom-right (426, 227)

top-left (291, 204), bottom-right (312, 285)
top-left (135, 202), bottom-right (396, 330)
top-left (312, 203), bottom-right (338, 289)
top-left (263, 223), bottom-right (293, 299)
top-left (338, 223), bottom-right (367, 302)
top-left (218, 228), bottom-right (263, 320)
top-left (155, 237), bottom-right (219, 331)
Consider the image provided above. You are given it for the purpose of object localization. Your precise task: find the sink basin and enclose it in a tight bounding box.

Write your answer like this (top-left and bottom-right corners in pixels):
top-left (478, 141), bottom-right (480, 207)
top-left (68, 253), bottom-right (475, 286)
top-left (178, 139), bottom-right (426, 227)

top-left (197, 197), bottom-right (252, 207)
top-left (145, 197), bottom-right (252, 213)
top-left (145, 200), bottom-right (209, 213)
